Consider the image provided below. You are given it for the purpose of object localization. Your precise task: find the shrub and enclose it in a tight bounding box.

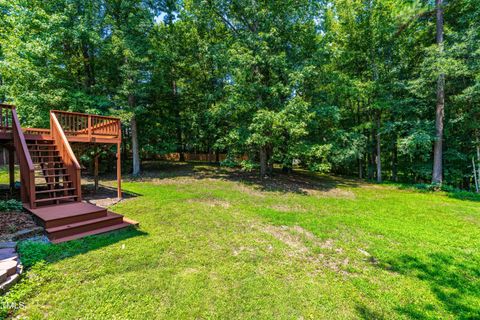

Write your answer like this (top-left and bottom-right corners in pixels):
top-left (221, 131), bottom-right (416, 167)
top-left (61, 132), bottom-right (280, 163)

top-left (0, 199), bottom-right (23, 212)
top-left (240, 160), bottom-right (258, 172)
top-left (220, 158), bottom-right (238, 168)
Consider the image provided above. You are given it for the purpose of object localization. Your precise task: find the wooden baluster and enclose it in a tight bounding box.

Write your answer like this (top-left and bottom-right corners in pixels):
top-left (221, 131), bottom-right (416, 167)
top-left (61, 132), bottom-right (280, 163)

top-left (88, 115), bottom-right (92, 140)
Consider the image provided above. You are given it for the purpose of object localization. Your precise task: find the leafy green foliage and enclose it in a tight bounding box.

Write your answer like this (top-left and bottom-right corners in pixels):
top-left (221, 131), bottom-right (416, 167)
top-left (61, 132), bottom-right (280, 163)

top-left (1, 0), bottom-right (480, 187)
top-left (2, 164), bottom-right (480, 318)
top-left (0, 199), bottom-right (23, 212)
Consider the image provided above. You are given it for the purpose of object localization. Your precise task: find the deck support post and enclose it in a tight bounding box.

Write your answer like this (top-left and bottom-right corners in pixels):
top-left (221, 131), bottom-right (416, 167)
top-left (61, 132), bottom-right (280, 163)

top-left (94, 153), bottom-right (99, 191)
top-left (117, 142), bottom-right (122, 199)
top-left (8, 147), bottom-right (14, 192)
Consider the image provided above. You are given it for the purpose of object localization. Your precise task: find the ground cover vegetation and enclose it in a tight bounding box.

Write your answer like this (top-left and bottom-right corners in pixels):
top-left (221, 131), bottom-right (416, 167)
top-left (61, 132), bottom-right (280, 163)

top-left (0, 162), bottom-right (478, 319)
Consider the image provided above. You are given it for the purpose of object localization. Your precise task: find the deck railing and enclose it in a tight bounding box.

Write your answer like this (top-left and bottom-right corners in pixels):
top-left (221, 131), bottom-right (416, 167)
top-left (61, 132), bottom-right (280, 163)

top-left (10, 106), bottom-right (36, 207)
top-left (0, 103), bottom-right (14, 133)
top-left (51, 110), bottom-right (121, 141)
top-left (50, 112), bottom-right (82, 201)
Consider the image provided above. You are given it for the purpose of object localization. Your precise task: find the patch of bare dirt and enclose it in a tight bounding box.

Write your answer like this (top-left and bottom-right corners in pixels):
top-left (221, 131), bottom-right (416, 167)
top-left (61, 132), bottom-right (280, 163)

top-left (187, 197), bottom-right (231, 208)
top-left (263, 225), bottom-right (310, 254)
top-left (82, 184), bottom-right (138, 208)
top-left (119, 162), bottom-right (360, 198)
top-left (261, 224), bottom-right (349, 275)
top-left (303, 188), bottom-right (355, 199)
top-left (0, 212), bottom-right (38, 239)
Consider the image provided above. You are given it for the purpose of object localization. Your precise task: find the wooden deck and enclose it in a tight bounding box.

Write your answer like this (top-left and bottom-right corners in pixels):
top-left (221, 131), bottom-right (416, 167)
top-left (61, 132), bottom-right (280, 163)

top-left (0, 103), bottom-right (132, 243)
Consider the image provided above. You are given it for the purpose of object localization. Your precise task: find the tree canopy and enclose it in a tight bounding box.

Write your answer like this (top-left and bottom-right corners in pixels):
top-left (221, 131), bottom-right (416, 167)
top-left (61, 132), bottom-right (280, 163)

top-left (1, 0), bottom-right (479, 189)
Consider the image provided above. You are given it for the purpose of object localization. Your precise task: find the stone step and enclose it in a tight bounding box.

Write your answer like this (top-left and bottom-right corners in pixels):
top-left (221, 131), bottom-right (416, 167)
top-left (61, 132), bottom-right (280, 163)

top-left (0, 248), bottom-right (16, 255)
top-left (0, 274), bottom-right (20, 294)
top-left (0, 259), bottom-right (18, 277)
top-left (0, 253), bottom-right (18, 261)
top-left (0, 242), bottom-right (16, 249)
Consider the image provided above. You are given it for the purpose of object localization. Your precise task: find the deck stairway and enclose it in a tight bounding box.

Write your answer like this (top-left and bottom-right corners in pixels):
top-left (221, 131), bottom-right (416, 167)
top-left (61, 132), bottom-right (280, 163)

top-left (28, 138), bottom-right (78, 206)
top-left (0, 103), bottom-right (136, 243)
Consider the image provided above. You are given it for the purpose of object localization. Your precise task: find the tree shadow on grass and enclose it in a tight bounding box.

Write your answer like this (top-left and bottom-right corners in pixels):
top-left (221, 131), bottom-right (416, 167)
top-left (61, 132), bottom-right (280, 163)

top-left (355, 304), bottom-right (386, 320)
top-left (377, 253), bottom-right (480, 319)
top-left (445, 191), bottom-right (480, 203)
top-left (17, 227), bottom-right (148, 269)
top-left (81, 183), bottom-right (142, 207)
top-left (132, 161), bottom-right (362, 195)
top-left (3, 228), bottom-right (147, 318)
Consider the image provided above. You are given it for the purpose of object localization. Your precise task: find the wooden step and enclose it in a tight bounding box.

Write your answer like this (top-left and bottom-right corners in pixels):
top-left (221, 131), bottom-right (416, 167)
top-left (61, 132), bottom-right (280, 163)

top-left (31, 155), bottom-right (61, 159)
top-left (30, 150), bottom-right (59, 154)
top-left (24, 202), bottom-right (107, 228)
top-left (34, 195), bottom-right (77, 204)
top-left (28, 145), bottom-right (56, 149)
top-left (34, 161), bottom-right (64, 165)
top-left (35, 187), bottom-right (76, 194)
top-left (35, 166), bottom-right (66, 170)
top-left (51, 221), bottom-right (134, 244)
top-left (28, 148), bottom-right (57, 152)
top-left (46, 212), bottom-right (124, 240)
top-left (35, 173), bottom-right (69, 178)
top-left (27, 144), bottom-right (55, 147)
top-left (35, 180), bottom-right (72, 186)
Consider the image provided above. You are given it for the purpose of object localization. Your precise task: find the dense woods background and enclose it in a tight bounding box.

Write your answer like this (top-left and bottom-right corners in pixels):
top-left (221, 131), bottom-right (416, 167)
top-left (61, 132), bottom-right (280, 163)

top-left (0, 0), bottom-right (479, 189)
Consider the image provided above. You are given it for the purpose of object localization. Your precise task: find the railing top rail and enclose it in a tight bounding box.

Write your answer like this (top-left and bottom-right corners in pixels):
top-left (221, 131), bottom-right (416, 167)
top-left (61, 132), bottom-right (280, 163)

top-left (11, 109), bottom-right (34, 171)
top-left (0, 103), bottom-right (15, 109)
top-left (50, 112), bottom-right (81, 170)
top-left (51, 110), bottom-right (121, 121)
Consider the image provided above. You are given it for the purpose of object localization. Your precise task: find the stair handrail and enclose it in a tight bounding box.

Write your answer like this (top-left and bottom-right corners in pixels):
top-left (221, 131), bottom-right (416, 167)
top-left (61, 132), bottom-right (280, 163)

top-left (11, 107), bottom-right (36, 207)
top-left (50, 111), bottom-right (82, 201)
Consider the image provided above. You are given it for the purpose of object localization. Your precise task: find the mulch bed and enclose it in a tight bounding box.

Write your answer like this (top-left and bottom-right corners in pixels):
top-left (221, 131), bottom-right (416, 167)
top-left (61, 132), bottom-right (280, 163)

top-left (0, 212), bottom-right (38, 238)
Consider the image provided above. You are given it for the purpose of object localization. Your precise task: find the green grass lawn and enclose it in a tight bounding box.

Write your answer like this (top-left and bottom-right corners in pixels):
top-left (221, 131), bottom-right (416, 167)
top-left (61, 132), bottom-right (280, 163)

top-left (0, 165), bottom-right (17, 186)
top-left (1, 162), bottom-right (479, 319)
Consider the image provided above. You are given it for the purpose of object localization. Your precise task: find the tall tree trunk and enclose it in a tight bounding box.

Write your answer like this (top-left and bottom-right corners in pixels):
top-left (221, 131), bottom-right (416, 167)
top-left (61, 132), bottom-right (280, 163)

top-left (172, 79), bottom-right (184, 162)
top-left (129, 94), bottom-right (140, 176)
top-left (122, 126), bottom-right (128, 164)
top-left (432, 0), bottom-right (445, 184)
top-left (392, 138), bottom-right (398, 182)
top-left (369, 128), bottom-right (376, 180)
top-left (260, 146), bottom-right (267, 177)
top-left (131, 114), bottom-right (140, 176)
top-left (376, 113), bottom-right (382, 183)
top-left (357, 101), bottom-right (363, 179)
top-left (358, 158), bottom-right (363, 179)
top-left (82, 43), bottom-right (95, 90)
top-left (267, 144), bottom-right (273, 175)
